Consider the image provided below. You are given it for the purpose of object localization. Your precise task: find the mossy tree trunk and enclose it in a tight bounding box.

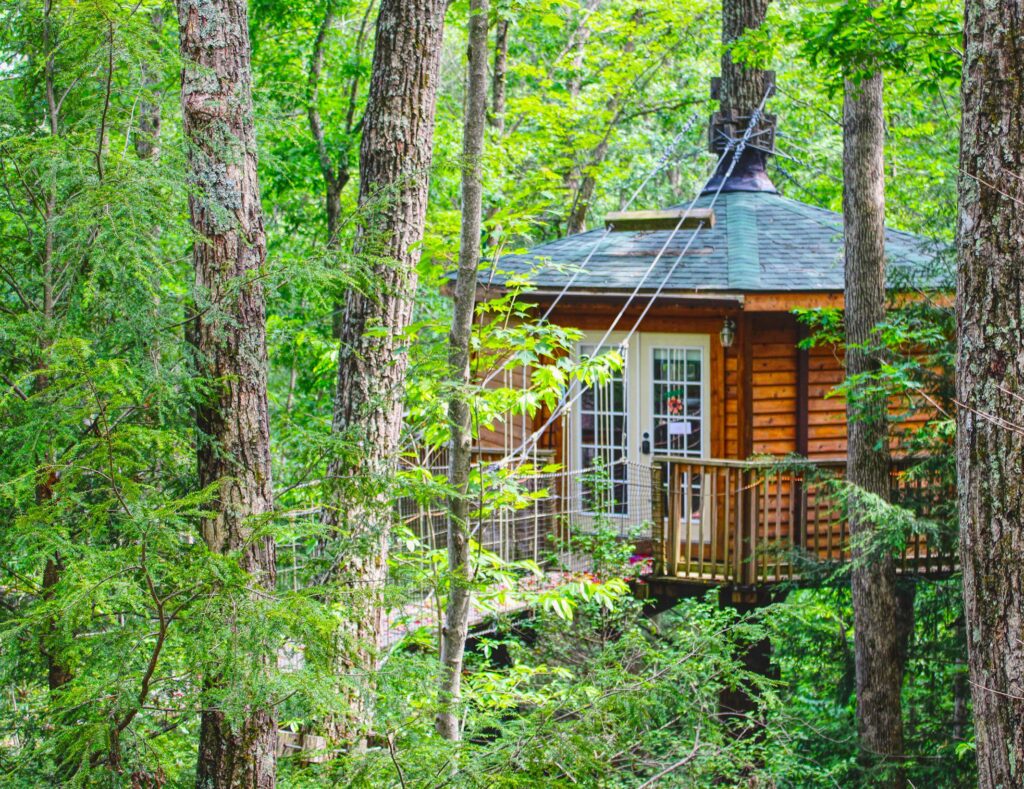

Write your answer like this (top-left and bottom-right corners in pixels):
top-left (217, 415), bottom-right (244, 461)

top-left (324, 0), bottom-right (448, 743)
top-left (843, 70), bottom-right (911, 787)
top-left (956, 3), bottom-right (1024, 786)
top-left (175, 0), bottom-right (278, 785)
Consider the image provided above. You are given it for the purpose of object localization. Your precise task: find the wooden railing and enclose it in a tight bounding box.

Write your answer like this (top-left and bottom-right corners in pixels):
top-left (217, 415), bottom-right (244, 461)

top-left (651, 457), bottom-right (957, 585)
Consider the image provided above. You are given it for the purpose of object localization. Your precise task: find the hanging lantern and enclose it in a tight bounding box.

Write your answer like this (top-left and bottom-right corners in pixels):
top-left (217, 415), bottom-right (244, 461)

top-left (719, 318), bottom-right (736, 349)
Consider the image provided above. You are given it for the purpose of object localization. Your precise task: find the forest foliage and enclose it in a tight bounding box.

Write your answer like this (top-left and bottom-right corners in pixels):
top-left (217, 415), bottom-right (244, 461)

top-left (0, 0), bottom-right (971, 786)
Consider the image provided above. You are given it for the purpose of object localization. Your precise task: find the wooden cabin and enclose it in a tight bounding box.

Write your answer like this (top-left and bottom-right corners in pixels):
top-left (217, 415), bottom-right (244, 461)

top-left (468, 146), bottom-right (953, 596)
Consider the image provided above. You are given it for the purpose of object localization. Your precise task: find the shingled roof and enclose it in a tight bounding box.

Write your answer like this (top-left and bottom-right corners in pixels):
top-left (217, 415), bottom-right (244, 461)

top-left (486, 190), bottom-right (938, 295)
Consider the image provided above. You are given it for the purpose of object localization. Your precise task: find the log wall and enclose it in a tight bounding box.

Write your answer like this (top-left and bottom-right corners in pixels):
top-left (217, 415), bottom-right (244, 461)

top-left (477, 298), bottom-right (930, 468)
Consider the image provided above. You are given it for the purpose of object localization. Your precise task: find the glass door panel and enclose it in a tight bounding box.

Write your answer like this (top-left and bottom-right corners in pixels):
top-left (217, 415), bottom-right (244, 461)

top-left (570, 333), bottom-right (710, 541)
top-left (651, 346), bottom-right (704, 457)
top-left (639, 335), bottom-right (711, 544)
top-left (578, 343), bottom-right (629, 515)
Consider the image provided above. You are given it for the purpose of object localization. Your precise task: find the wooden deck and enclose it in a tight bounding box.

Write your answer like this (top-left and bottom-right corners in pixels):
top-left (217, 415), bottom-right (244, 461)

top-left (381, 570), bottom-right (579, 648)
top-left (390, 453), bottom-right (956, 623)
top-left (648, 456), bottom-right (957, 591)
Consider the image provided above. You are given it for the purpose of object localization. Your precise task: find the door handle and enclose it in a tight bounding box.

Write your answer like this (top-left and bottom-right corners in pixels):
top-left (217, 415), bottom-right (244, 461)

top-left (641, 431), bottom-right (651, 455)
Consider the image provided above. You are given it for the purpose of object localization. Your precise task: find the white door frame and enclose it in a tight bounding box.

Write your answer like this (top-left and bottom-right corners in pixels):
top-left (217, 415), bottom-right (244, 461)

top-left (637, 333), bottom-right (712, 462)
top-left (570, 331), bottom-right (711, 529)
top-left (570, 331), bottom-right (636, 523)
top-left (638, 333), bottom-right (713, 542)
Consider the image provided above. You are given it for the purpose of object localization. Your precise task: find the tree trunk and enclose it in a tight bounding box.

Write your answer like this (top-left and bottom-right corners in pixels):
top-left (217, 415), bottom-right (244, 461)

top-left (843, 71), bottom-right (906, 787)
top-left (307, 4), bottom-right (346, 248)
top-left (175, 1), bottom-right (278, 785)
top-left (560, 0), bottom-right (599, 234)
top-left (720, 0), bottom-right (771, 114)
top-left (565, 0), bottom-right (597, 101)
top-left (490, 17), bottom-right (508, 131)
top-left (436, 0), bottom-right (489, 742)
top-left (956, 3), bottom-right (1024, 786)
top-left (708, 0), bottom-right (774, 192)
top-left (135, 10), bottom-right (164, 161)
top-left (323, 0), bottom-right (447, 743)
top-left (952, 647), bottom-right (969, 743)
top-left (41, 552), bottom-right (70, 690)
top-left (565, 4), bottom-right (642, 235)
top-left (564, 133), bottom-right (609, 236)
top-left (39, 0), bottom-right (71, 696)
top-left (307, 2), bottom-right (350, 338)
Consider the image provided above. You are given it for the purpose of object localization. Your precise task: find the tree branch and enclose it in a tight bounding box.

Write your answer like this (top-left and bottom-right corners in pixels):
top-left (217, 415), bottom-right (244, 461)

top-left (95, 20), bottom-right (114, 181)
top-left (307, 2), bottom-right (338, 193)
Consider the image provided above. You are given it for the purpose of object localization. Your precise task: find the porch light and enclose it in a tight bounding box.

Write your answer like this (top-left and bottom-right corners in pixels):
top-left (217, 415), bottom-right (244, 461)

top-left (719, 318), bottom-right (736, 349)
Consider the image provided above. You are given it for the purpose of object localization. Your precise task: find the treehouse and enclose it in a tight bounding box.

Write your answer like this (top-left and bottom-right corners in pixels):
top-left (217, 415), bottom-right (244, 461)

top-left (462, 120), bottom-right (954, 599)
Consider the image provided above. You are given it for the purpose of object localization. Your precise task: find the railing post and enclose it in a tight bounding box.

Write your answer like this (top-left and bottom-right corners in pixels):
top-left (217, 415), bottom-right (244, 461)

top-left (732, 467), bottom-right (743, 584)
top-left (667, 463), bottom-right (681, 576)
top-left (743, 467), bottom-right (758, 587)
top-left (650, 461), bottom-right (665, 574)
top-left (792, 475), bottom-right (804, 550)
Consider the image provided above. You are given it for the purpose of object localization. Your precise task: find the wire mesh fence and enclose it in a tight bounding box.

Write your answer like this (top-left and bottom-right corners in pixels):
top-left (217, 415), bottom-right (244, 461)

top-left (394, 457), bottom-right (657, 570)
top-left (275, 455), bottom-right (659, 648)
top-left (383, 457), bottom-right (658, 646)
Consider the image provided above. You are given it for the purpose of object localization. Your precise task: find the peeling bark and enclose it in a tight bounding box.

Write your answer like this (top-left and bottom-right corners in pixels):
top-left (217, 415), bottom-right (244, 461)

top-left (174, 0), bottom-right (277, 785)
top-left (956, 4), bottom-right (1024, 787)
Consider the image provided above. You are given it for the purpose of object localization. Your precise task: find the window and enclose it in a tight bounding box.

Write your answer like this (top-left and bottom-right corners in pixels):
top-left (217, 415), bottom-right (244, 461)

top-left (579, 345), bottom-right (628, 515)
top-left (651, 347), bottom-right (703, 457)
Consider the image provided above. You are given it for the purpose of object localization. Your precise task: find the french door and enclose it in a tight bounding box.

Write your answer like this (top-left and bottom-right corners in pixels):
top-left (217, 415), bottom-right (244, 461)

top-left (640, 334), bottom-right (712, 544)
top-left (575, 332), bottom-right (635, 522)
top-left (639, 334), bottom-right (710, 462)
top-left (573, 332), bottom-right (710, 534)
